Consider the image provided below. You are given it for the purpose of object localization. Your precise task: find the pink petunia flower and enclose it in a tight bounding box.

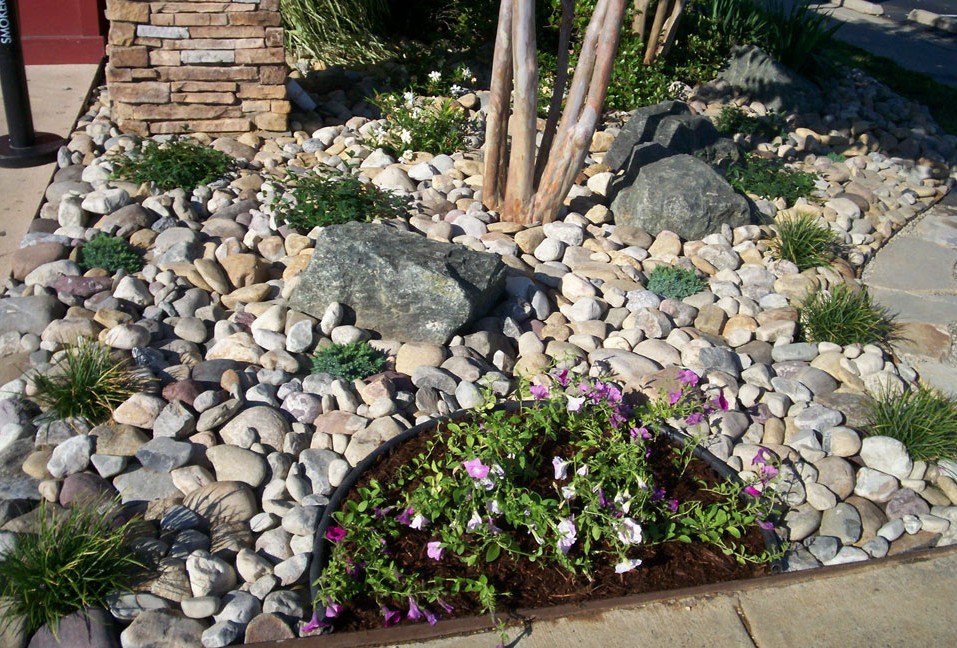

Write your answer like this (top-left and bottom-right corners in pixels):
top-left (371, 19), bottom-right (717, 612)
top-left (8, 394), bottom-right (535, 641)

top-left (685, 412), bottom-right (703, 426)
top-left (678, 369), bottom-right (700, 386)
top-left (427, 541), bottom-right (444, 560)
top-left (554, 368), bottom-right (570, 387)
top-left (743, 484), bottom-right (763, 497)
top-left (302, 611), bottom-right (326, 634)
top-left (668, 391), bottom-right (682, 406)
top-left (463, 458), bottom-right (490, 479)
top-left (530, 383), bottom-right (550, 400)
top-left (325, 526), bottom-right (347, 542)
top-left (711, 392), bottom-right (729, 411)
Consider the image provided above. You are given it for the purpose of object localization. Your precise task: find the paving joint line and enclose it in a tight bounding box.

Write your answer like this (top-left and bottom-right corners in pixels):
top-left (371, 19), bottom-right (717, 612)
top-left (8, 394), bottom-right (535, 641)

top-left (732, 599), bottom-right (761, 648)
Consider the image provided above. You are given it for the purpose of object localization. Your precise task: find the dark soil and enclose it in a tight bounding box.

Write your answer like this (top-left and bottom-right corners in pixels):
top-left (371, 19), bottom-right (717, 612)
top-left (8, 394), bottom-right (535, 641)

top-left (325, 419), bottom-right (776, 633)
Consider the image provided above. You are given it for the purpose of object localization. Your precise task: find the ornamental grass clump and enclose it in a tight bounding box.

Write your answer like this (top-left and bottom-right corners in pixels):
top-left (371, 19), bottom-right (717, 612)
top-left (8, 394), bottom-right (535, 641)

top-left (0, 499), bottom-right (149, 638)
top-left (771, 213), bottom-right (843, 271)
top-left (799, 283), bottom-right (896, 346)
top-left (867, 385), bottom-right (957, 461)
top-left (109, 135), bottom-right (236, 191)
top-left (311, 369), bottom-right (784, 636)
top-left (30, 339), bottom-right (150, 424)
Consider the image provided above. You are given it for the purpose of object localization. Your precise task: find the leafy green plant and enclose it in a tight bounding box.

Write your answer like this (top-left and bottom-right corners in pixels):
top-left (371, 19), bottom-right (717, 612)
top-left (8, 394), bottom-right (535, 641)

top-left (713, 105), bottom-right (784, 138)
top-left (758, 0), bottom-right (842, 76)
top-left (867, 385), bottom-right (957, 461)
top-left (312, 341), bottom-right (386, 381)
top-left (109, 135), bottom-right (236, 191)
top-left (368, 90), bottom-right (473, 158)
top-left (702, 0), bottom-right (767, 48)
top-left (771, 213), bottom-right (842, 271)
top-left (799, 283), bottom-right (896, 346)
top-left (270, 167), bottom-right (411, 233)
top-left (646, 265), bottom-right (707, 300)
top-left (825, 151), bottom-right (846, 163)
top-left (311, 370), bottom-right (783, 636)
top-left (30, 339), bottom-right (150, 424)
top-left (79, 234), bottom-right (143, 274)
top-left (0, 499), bottom-right (149, 638)
top-left (281, 0), bottom-right (390, 64)
top-left (727, 154), bottom-right (818, 205)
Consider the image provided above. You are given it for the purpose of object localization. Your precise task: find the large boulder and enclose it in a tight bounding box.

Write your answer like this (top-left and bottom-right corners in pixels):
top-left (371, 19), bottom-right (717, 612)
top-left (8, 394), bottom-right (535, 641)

top-left (717, 45), bottom-right (824, 114)
top-left (603, 100), bottom-right (720, 172)
top-left (609, 154), bottom-right (755, 241)
top-left (289, 222), bottom-right (507, 344)
top-left (0, 295), bottom-right (66, 336)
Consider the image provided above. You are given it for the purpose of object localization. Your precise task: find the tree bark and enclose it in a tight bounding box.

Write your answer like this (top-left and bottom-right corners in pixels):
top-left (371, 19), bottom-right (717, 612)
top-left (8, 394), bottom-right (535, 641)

top-left (501, 0), bottom-right (538, 223)
top-left (482, 0), bottom-right (515, 213)
top-left (643, 0), bottom-right (672, 65)
top-left (657, 0), bottom-right (687, 60)
top-left (534, 0), bottom-right (574, 185)
top-left (632, 0), bottom-right (652, 41)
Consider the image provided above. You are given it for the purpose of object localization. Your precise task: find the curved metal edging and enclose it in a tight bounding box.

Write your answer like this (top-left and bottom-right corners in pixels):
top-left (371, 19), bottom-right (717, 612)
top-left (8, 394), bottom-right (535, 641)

top-left (309, 403), bottom-right (786, 621)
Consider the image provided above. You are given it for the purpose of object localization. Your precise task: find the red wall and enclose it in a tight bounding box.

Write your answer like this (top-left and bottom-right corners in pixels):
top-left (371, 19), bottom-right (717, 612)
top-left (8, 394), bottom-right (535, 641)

top-left (18, 0), bottom-right (107, 64)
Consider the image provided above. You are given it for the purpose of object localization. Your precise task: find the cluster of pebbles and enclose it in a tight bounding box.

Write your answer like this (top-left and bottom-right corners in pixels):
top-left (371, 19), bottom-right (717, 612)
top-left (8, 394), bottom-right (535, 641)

top-left (1, 66), bottom-right (957, 647)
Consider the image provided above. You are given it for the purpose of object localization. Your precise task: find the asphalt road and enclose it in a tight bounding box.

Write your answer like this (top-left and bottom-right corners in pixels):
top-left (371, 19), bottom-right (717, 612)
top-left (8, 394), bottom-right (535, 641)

top-left (875, 0), bottom-right (956, 22)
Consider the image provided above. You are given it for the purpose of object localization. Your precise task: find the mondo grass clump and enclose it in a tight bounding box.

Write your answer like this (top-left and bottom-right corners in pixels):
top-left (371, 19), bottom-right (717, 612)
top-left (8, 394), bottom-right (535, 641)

top-left (79, 234), bottom-right (143, 274)
top-left (646, 265), bottom-right (707, 300)
top-left (30, 339), bottom-right (151, 424)
top-left (312, 340), bottom-right (386, 381)
top-left (270, 167), bottom-right (411, 233)
top-left (0, 499), bottom-right (149, 638)
top-left (109, 135), bottom-right (236, 191)
top-left (867, 385), bottom-right (957, 461)
top-left (799, 283), bottom-right (896, 346)
top-left (771, 213), bottom-right (843, 271)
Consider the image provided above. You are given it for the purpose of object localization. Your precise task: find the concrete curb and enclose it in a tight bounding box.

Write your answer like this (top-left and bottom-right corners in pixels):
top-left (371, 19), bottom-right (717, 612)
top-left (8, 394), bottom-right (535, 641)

top-left (909, 8), bottom-right (957, 34)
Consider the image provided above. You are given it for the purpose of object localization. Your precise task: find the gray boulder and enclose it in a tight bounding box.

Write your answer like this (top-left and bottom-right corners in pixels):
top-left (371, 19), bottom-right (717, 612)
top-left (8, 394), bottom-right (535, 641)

top-left (0, 295), bottom-right (66, 336)
top-left (289, 222), bottom-right (507, 344)
top-left (604, 101), bottom-right (689, 170)
top-left (718, 45), bottom-right (824, 114)
top-left (609, 154), bottom-right (754, 241)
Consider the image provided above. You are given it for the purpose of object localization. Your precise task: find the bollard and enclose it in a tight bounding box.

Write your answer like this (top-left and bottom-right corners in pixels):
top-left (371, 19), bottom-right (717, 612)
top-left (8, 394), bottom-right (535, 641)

top-left (0, 0), bottom-right (66, 168)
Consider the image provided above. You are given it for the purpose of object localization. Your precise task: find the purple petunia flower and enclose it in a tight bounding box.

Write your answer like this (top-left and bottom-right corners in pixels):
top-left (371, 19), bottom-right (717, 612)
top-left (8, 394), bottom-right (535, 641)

top-left (616, 517), bottom-right (643, 545)
top-left (552, 456), bottom-right (570, 481)
top-left (382, 606), bottom-right (402, 627)
top-left (668, 390), bottom-right (682, 406)
top-left (752, 447), bottom-right (773, 466)
top-left (302, 611), bottom-right (325, 634)
top-left (325, 526), bottom-right (347, 542)
top-left (530, 383), bottom-right (550, 400)
top-left (685, 412), bottom-right (703, 426)
top-left (466, 510), bottom-right (483, 531)
top-left (667, 498), bottom-right (679, 513)
top-left (438, 600), bottom-right (455, 614)
top-left (744, 484), bottom-right (763, 497)
top-left (325, 602), bottom-right (343, 618)
top-left (396, 507), bottom-right (414, 525)
top-left (615, 557), bottom-right (643, 573)
top-left (678, 369), bottom-right (700, 386)
top-left (554, 368), bottom-right (570, 387)
top-left (463, 458), bottom-right (490, 479)
top-left (711, 392), bottom-right (729, 411)
top-left (758, 519), bottom-right (775, 531)
top-left (427, 541), bottom-right (444, 560)
top-left (557, 516), bottom-right (578, 554)
top-left (630, 426), bottom-right (652, 441)
top-left (651, 487), bottom-right (667, 502)
top-left (407, 597), bottom-right (423, 621)
top-left (423, 608), bottom-right (439, 625)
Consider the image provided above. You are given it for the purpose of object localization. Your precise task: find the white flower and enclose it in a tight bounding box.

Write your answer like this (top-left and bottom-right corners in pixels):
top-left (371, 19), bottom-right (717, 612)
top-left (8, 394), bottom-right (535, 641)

top-left (556, 516), bottom-right (577, 554)
top-left (614, 491), bottom-right (633, 515)
top-left (576, 465), bottom-right (589, 477)
top-left (615, 558), bottom-right (643, 573)
top-left (399, 128), bottom-right (413, 145)
top-left (567, 396), bottom-right (586, 412)
top-left (410, 514), bottom-right (428, 530)
top-left (552, 456), bottom-right (570, 481)
top-left (459, 66), bottom-right (472, 80)
top-left (466, 510), bottom-right (482, 531)
top-left (403, 91), bottom-right (415, 106)
top-left (450, 84), bottom-right (465, 96)
top-left (486, 499), bottom-right (501, 515)
top-left (428, 70), bottom-right (442, 82)
top-left (400, 149), bottom-right (415, 163)
top-left (561, 485), bottom-right (576, 501)
top-left (615, 517), bottom-right (643, 546)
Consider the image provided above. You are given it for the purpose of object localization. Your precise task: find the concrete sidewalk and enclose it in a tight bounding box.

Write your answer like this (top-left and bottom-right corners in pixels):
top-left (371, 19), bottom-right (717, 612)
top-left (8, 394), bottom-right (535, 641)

top-left (0, 63), bottom-right (101, 283)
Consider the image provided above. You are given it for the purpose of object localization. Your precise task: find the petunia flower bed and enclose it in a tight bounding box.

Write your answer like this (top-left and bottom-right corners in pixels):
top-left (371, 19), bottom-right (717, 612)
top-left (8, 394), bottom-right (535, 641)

top-left (307, 369), bottom-right (787, 638)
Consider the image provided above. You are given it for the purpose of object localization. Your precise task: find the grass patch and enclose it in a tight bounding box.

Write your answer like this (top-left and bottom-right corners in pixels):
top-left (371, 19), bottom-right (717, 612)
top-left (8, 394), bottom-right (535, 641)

top-left (79, 234), bottom-right (143, 275)
top-left (312, 340), bottom-right (386, 381)
top-left (867, 385), bottom-right (957, 461)
top-left (799, 283), bottom-right (895, 346)
top-left (727, 154), bottom-right (818, 205)
top-left (109, 135), bottom-right (236, 191)
top-left (0, 499), bottom-right (149, 638)
top-left (713, 105), bottom-right (784, 138)
top-left (646, 265), bottom-right (707, 301)
top-left (271, 167), bottom-right (411, 233)
top-left (823, 40), bottom-right (957, 136)
top-left (30, 339), bottom-right (150, 424)
top-left (771, 213), bottom-right (843, 271)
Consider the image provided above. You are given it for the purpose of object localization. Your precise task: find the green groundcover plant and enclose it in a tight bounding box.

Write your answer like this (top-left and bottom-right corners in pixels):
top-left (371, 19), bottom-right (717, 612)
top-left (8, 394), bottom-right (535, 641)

top-left (312, 341), bottom-right (386, 381)
top-left (727, 154), bottom-right (818, 205)
top-left (109, 135), bottom-right (236, 191)
top-left (0, 499), bottom-right (149, 638)
top-left (309, 369), bottom-right (784, 636)
top-left (79, 234), bottom-right (143, 274)
top-left (270, 166), bottom-right (411, 233)
top-left (368, 89), bottom-right (473, 159)
top-left (867, 385), bottom-right (957, 461)
top-left (30, 339), bottom-right (150, 424)
top-left (646, 265), bottom-right (707, 300)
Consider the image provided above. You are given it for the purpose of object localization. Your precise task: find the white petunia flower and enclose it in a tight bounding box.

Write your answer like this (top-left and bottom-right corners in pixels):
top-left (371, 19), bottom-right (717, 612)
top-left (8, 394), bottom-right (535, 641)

top-left (615, 558), bottom-right (642, 573)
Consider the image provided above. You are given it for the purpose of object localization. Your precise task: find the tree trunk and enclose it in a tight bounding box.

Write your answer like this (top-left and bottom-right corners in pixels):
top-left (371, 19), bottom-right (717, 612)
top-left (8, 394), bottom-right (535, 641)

top-left (482, 0), bottom-right (514, 213)
top-left (632, 0), bottom-right (652, 41)
top-left (657, 0), bottom-right (687, 60)
top-left (534, 0), bottom-right (574, 185)
top-left (643, 0), bottom-right (671, 65)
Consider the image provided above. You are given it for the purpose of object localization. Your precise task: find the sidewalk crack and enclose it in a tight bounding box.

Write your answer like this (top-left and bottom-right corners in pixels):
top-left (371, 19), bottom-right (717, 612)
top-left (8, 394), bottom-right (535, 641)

top-left (734, 601), bottom-right (761, 648)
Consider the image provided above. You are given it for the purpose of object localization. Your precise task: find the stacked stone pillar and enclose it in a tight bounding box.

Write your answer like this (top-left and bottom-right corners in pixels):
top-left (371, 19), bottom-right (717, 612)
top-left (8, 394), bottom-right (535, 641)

top-left (105, 0), bottom-right (289, 136)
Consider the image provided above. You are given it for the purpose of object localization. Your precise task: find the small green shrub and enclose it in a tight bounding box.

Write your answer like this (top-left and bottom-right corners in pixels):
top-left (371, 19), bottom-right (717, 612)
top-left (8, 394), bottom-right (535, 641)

top-left (646, 265), bottom-right (707, 300)
top-left (727, 155), bottom-right (818, 205)
top-left (271, 167), bottom-right (411, 233)
top-left (109, 135), bottom-right (236, 191)
top-left (825, 151), bottom-right (846, 163)
top-left (799, 283), bottom-right (895, 346)
top-left (312, 341), bottom-right (386, 381)
top-left (79, 234), bottom-right (143, 274)
top-left (771, 213), bottom-right (842, 271)
top-left (31, 339), bottom-right (150, 424)
top-left (702, 0), bottom-right (767, 48)
top-left (713, 105), bottom-right (784, 138)
top-left (368, 91), bottom-right (473, 157)
top-left (0, 499), bottom-right (148, 638)
top-left (867, 385), bottom-right (957, 461)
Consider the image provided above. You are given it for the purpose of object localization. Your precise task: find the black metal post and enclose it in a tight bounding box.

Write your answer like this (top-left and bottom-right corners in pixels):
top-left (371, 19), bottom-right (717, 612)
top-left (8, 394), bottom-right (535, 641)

top-left (0, 0), bottom-right (66, 168)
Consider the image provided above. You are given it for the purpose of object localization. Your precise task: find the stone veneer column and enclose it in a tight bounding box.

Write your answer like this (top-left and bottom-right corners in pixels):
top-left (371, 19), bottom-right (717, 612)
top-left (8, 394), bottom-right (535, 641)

top-left (104, 0), bottom-right (289, 136)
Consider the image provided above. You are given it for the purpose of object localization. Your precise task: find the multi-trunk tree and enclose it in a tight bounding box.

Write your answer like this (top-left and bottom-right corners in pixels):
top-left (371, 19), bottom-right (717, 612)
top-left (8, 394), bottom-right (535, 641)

top-left (482, 0), bottom-right (687, 225)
